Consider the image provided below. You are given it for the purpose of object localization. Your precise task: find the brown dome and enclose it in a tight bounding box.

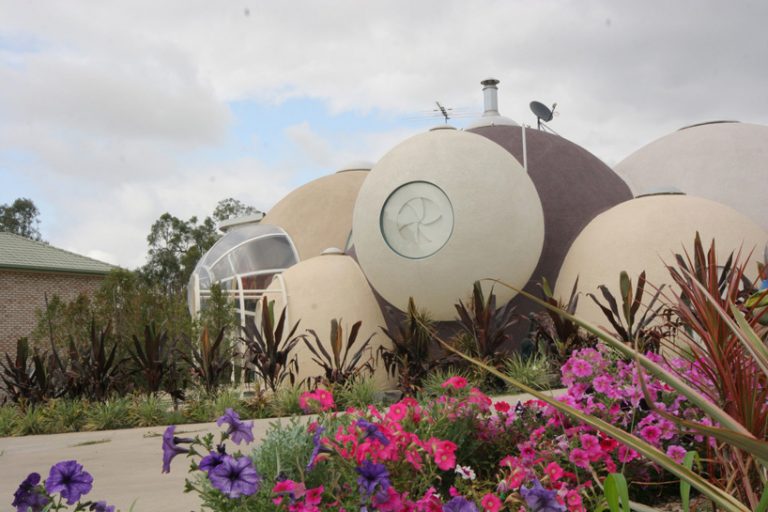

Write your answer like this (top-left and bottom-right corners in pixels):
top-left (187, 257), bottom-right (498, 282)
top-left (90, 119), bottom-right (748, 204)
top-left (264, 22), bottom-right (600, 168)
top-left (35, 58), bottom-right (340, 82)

top-left (469, 125), bottom-right (633, 339)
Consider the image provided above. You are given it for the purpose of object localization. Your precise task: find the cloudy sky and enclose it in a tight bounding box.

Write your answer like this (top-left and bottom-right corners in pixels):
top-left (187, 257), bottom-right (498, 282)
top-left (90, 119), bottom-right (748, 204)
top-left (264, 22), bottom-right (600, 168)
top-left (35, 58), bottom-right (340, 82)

top-left (1, 1), bottom-right (766, 268)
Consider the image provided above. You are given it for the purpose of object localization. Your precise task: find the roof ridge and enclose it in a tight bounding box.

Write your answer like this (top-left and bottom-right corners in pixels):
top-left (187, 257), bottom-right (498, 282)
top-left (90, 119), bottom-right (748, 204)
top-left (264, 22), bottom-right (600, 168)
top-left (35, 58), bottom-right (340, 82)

top-left (0, 231), bottom-right (116, 270)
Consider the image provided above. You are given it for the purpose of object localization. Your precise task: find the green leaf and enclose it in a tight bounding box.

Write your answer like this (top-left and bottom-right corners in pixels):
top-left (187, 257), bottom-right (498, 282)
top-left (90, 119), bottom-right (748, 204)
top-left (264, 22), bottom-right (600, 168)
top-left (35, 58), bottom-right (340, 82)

top-left (681, 451), bottom-right (701, 512)
top-left (605, 473), bottom-right (631, 512)
top-left (755, 485), bottom-right (768, 512)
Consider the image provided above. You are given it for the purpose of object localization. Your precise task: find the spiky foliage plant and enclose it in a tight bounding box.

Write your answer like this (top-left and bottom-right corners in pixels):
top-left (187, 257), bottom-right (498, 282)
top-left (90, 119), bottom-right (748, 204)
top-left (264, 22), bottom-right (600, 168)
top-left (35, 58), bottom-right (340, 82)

top-left (182, 326), bottom-right (231, 394)
top-left (378, 297), bottom-right (440, 395)
top-left (588, 271), bottom-right (668, 353)
top-left (64, 321), bottom-right (127, 400)
top-left (662, 233), bottom-right (768, 506)
top-left (454, 281), bottom-right (517, 360)
top-left (303, 319), bottom-right (375, 388)
top-left (0, 338), bottom-right (63, 405)
top-left (241, 297), bottom-right (302, 393)
top-left (528, 277), bottom-right (597, 366)
top-left (129, 322), bottom-right (171, 394)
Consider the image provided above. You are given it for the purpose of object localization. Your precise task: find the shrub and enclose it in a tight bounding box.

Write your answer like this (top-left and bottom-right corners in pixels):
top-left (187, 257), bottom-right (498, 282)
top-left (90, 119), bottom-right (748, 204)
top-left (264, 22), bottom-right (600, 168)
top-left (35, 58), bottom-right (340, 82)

top-left (83, 397), bottom-right (132, 431)
top-left (503, 352), bottom-right (558, 393)
top-left (334, 377), bottom-right (383, 410)
top-left (267, 386), bottom-right (304, 418)
top-left (40, 398), bottom-right (88, 433)
top-left (128, 394), bottom-right (170, 428)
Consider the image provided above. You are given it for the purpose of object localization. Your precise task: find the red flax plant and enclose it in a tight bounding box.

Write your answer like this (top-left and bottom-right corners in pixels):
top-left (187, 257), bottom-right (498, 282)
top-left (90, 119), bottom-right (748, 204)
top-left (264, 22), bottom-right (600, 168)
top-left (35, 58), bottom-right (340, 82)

top-left (664, 233), bottom-right (768, 507)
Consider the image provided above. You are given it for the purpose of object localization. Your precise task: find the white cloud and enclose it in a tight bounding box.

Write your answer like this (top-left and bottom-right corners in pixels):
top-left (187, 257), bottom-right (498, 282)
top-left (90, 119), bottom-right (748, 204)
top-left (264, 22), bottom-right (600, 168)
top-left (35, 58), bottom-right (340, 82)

top-left (1, 0), bottom-right (767, 266)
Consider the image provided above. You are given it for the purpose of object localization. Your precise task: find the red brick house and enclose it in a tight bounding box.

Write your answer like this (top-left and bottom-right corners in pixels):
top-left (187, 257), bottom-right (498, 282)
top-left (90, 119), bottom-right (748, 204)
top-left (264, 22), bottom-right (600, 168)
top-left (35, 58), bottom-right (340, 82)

top-left (0, 232), bottom-right (114, 357)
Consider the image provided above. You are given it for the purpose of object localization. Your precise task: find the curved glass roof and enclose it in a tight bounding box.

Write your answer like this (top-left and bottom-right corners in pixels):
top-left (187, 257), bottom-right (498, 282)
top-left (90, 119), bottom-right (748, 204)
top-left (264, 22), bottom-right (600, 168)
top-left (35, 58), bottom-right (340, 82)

top-left (188, 223), bottom-right (299, 316)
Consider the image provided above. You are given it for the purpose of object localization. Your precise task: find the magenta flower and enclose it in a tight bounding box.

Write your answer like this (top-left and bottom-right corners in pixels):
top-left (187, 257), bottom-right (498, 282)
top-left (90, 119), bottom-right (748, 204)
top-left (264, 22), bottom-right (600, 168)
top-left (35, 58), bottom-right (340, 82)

top-left (570, 358), bottom-right (593, 378)
top-left (45, 460), bottom-right (93, 505)
top-left (639, 424), bottom-right (662, 445)
top-left (441, 376), bottom-right (468, 390)
top-left (12, 472), bottom-right (50, 512)
top-left (666, 445), bottom-right (688, 463)
top-left (568, 448), bottom-right (591, 469)
top-left (208, 455), bottom-right (261, 498)
top-left (216, 408), bottom-right (255, 445)
top-left (162, 425), bottom-right (193, 473)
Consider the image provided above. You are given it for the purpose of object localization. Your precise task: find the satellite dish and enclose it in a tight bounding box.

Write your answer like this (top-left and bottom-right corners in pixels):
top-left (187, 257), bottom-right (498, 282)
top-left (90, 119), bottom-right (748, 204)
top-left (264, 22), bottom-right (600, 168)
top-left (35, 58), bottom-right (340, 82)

top-left (529, 100), bottom-right (557, 129)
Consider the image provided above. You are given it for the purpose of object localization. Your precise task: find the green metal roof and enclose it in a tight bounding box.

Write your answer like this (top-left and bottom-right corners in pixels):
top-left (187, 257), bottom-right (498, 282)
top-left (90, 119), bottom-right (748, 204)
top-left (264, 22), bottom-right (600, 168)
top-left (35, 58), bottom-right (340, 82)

top-left (0, 232), bottom-right (115, 275)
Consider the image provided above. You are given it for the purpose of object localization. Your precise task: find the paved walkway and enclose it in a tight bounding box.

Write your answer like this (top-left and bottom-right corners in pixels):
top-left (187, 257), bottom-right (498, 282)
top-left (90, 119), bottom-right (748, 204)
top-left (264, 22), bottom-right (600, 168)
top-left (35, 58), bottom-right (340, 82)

top-left (0, 389), bottom-right (567, 511)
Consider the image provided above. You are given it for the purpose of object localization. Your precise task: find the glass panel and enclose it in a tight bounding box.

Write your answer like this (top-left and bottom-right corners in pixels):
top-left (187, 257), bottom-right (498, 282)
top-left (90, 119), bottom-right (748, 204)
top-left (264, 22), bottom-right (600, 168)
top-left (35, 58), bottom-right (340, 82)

top-left (228, 237), bottom-right (297, 275)
top-left (201, 224), bottom-right (286, 268)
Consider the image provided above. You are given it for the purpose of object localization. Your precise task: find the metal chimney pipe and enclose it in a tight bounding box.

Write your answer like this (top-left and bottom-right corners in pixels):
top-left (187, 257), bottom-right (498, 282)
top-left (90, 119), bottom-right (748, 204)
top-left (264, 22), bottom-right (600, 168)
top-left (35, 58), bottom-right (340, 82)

top-left (481, 78), bottom-right (500, 117)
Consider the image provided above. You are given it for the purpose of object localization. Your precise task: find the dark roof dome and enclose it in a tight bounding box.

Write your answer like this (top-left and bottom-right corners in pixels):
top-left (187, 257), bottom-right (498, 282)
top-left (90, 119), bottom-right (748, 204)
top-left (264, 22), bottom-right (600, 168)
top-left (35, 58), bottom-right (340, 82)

top-left (468, 124), bottom-right (633, 338)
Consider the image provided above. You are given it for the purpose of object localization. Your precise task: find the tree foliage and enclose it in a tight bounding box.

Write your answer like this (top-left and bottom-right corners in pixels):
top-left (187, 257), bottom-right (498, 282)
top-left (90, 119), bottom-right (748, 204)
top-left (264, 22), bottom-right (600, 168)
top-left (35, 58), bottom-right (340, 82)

top-left (0, 197), bottom-right (43, 241)
top-left (140, 198), bottom-right (258, 294)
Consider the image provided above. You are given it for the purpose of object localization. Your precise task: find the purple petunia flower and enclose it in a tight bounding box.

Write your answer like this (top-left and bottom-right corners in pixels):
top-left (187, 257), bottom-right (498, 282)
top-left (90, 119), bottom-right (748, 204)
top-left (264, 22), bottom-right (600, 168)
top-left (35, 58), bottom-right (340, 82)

top-left (90, 501), bottom-right (116, 512)
top-left (520, 479), bottom-right (566, 512)
top-left (355, 460), bottom-right (390, 496)
top-left (306, 426), bottom-right (326, 471)
top-left (356, 419), bottom-right (390, 446)
top-left (208, 455), bottom-right (262, 498)
top-left (45, 460), bottom-right (93, 505)
top-left (161, 425), bottom-right (194, 474)
top-left (199, 446), bottom-right (227, 473)
top-left (12, 472), bottom-right (50, 512)
top-left (216, 408), bottom-right (255, 445)
top-left (443, 496), bottom-right (479, 512)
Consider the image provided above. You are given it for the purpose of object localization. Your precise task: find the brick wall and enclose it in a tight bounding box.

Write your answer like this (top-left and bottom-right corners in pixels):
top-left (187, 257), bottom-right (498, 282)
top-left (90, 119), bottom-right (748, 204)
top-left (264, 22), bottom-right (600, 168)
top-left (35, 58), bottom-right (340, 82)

top-left (0, 269), bottom-right (105, 358)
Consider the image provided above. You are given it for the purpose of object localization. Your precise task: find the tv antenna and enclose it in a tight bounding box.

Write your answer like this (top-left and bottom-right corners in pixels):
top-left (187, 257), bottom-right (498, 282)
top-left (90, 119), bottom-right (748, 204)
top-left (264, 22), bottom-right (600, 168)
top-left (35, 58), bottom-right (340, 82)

top-left (434, 101), bottom-right (451, 124)
top-left (403, 103), bottom-right (477, 124)
top-left (529, 101), bottom-right (558, 131)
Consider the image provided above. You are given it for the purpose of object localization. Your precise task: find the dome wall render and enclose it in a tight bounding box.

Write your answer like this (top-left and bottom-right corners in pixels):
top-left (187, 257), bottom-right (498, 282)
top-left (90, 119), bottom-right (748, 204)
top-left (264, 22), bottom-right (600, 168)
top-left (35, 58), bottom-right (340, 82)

top-left (263, 253), bottom-right (395, 389)
top-left (352, 128), bottom-right (544, 320)
top-left (614, 122), bottom-right (768, 232)
top-left (262, 170), bottom-right (369, 260)
top-left (469, 125), bottom-right (633, 338)
top-left (554, 194), bottom-right (768, 328)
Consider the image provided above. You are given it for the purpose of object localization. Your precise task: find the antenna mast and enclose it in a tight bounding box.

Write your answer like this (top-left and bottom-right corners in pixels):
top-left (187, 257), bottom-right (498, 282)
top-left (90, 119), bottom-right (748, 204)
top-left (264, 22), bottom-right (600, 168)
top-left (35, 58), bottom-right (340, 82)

top-left (434, 101), bottom-right (451, 124)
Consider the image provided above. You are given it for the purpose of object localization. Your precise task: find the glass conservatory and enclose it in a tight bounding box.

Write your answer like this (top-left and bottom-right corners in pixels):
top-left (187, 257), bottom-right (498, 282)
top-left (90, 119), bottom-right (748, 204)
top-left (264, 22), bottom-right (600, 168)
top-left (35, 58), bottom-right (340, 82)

top-left (187, 222), bottom-right (299, 326)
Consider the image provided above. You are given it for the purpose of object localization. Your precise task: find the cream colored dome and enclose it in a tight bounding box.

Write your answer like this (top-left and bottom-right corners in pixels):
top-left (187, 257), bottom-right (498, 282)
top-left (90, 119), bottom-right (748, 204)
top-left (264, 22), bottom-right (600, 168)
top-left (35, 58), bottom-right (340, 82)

top-left (262, 170), bottom-right (368, 260)
top-left (615, 122), bottom-right (768, 231)
top-left (352, 128), bottom-right (544, 320)
top-left (554, 194), bottom-right (768, 328)
top-left (263, 253), bottom-right (394, 388)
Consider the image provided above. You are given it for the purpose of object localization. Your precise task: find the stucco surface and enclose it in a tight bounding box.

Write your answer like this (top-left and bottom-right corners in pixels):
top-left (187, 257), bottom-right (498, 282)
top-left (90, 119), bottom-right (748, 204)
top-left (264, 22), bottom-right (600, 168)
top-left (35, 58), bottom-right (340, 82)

top-left (615, 122), bottom-right (768, 232)
top-left (262, 170), bottom-right (368, 260)
top-left (264, 254), bottom-right (394, 388)
top-left (352, 128), bottom-right (544, 320)
top-left (554, 195), bottom-right (768, 328)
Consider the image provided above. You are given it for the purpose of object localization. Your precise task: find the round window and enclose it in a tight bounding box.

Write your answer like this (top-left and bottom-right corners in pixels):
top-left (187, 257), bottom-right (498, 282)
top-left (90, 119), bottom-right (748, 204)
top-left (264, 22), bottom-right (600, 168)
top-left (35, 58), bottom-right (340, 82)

top-left (379, 181), bottom-right (454, 259)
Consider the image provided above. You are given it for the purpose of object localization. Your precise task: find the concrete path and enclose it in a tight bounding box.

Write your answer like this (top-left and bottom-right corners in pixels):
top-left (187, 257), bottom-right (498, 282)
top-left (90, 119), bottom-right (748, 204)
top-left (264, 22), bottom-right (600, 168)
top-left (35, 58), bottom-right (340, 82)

top-left (0, 416), bottom-right (295, 512)
top-left (0, 389), bottom-right (567, 511)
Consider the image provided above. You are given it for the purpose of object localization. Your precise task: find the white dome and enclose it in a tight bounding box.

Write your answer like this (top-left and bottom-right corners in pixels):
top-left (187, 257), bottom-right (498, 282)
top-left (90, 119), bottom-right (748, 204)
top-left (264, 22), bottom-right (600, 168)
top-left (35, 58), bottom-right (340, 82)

top-left (263, 254), bottom-right (394, 388)
top-left (554, 194), bottom-right (768, 328)
top-left (352, 128), bottom-right (544, 320)
top-left (262, 170), bottom-right (368, 260)
top-left (615, 122), bottom-right (768, 231)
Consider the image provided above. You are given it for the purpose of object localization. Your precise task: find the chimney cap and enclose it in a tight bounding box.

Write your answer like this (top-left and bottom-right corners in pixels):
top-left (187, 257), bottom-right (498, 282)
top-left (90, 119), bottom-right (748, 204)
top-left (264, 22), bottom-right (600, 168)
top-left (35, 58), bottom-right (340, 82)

top-left (481, 78), bottom-right (500, 86)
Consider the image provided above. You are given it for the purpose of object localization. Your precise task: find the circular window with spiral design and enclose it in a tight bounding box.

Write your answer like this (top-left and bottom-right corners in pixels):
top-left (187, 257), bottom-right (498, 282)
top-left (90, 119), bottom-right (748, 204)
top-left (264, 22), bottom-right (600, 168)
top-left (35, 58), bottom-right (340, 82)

top-left (379, 181), bottom-right (454, 259)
